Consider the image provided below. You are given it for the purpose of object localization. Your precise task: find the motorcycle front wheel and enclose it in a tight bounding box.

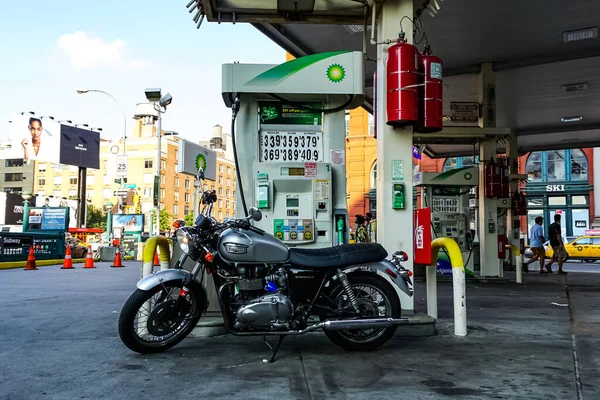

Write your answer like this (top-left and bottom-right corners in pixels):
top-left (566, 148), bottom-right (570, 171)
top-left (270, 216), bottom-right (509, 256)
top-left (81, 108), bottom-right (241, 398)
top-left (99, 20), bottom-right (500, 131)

top-left (118, 281), bottom-right (204, 354)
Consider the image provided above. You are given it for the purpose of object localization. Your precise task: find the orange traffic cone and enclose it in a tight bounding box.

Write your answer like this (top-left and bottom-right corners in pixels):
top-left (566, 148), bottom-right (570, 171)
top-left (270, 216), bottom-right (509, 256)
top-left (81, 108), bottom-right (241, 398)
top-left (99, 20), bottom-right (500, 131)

top-left (24, 247), bottom-right (38, 271)
top-left (111, 247), bottom-right (124, 268)
top-left (83, 245), bottom-right (96, 269)
top-left (61, 245), bottom-right (74, 269)
top-left (153, 250), bottom-right (160, 266)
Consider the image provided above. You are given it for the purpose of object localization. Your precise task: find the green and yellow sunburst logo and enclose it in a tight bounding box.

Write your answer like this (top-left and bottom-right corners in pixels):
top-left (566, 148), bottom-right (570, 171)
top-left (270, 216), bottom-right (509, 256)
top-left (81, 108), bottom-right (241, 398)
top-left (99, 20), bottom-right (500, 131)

top-left (195, 153), bottom-right (207, 171)
top-left (326, 64), bottom-right (346, 83)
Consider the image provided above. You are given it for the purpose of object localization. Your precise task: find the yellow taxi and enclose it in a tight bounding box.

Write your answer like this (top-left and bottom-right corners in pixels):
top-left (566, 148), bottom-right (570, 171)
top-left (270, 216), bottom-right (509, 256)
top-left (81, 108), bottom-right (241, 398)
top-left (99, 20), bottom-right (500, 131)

top-left (545, 236), bottom-right (600, 262)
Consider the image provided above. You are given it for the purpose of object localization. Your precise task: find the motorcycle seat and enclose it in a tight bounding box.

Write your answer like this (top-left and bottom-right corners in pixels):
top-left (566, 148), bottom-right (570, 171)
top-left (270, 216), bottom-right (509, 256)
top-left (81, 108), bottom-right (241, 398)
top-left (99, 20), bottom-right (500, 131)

top-left (288, 243), bottom-right (388, 269)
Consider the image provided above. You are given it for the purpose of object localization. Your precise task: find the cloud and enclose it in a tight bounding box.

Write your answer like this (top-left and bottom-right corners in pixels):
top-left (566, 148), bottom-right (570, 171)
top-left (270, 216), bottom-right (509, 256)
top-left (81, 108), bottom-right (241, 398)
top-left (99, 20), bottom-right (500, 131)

top-left (56, 31), bottom-right (151, 70)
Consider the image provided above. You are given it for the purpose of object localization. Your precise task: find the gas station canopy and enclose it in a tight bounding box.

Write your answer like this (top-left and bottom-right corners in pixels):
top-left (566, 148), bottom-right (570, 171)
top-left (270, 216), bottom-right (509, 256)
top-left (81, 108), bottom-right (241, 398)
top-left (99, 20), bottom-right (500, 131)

top-left (195, 0), bottom-right (600, 157)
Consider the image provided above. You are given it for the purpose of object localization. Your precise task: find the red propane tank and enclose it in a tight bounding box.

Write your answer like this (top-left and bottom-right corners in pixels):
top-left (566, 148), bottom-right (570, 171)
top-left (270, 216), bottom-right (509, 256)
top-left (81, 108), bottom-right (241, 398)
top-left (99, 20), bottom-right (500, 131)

top-left (386, 33), bottom-right (418, 126)
top-left (416, 46), bottom-right (443, 133)
top-left (499, 158), bottom-right (509, 198)
top-left (485, 158), bottom-right (501, 198)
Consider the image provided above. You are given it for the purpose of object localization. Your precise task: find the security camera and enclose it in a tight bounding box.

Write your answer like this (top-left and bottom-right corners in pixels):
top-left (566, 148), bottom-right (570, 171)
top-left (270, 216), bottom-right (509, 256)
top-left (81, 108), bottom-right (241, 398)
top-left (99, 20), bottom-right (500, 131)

top-left (159, 93), bottom-right (173, 108)
top-left (144, 88), bottom-right (162, 102)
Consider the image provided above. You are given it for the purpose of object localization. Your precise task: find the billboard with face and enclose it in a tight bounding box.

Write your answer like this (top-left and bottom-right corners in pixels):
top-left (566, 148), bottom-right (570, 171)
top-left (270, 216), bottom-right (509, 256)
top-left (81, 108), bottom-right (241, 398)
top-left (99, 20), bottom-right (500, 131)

top-left (34, 196), bottom-right (78, 228)
top-left (9, 114), bottom-right (61, 164)
top-left (112, 214), bottom-right (144, 232)
top-left (59, 125), bottom-right (100, 169)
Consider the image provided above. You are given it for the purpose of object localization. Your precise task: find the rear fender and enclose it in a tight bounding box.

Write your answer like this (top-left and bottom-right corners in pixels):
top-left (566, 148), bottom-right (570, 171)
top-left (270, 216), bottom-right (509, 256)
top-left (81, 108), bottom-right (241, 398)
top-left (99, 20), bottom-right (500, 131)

top-left (339, 260), bottom-right (414, 298)
top-left (136, 269), bottom-right (209, 310)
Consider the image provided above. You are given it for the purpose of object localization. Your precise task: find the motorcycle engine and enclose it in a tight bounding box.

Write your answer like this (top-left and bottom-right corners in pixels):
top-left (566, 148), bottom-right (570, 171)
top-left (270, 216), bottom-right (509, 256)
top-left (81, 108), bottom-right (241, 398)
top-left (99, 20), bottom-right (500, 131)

top-left (233, 266), bottom-right (293, 329)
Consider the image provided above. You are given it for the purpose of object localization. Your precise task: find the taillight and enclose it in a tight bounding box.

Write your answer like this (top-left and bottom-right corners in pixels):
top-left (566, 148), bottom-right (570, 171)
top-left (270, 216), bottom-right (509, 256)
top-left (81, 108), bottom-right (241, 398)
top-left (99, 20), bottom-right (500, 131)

top-left (385, 268), bottom-right (398, 279)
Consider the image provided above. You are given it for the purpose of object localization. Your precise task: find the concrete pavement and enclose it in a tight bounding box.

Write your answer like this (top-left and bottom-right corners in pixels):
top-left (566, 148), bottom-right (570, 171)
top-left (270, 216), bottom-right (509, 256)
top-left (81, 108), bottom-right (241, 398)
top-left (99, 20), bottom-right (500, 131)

top-left (0, 262), bottom-right (598, 399)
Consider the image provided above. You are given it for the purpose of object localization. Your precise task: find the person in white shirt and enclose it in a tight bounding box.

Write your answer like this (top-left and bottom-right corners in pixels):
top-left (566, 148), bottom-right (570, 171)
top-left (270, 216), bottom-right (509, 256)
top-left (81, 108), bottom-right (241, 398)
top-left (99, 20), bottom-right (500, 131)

top-left (21, 117), bottom-right (55, 162)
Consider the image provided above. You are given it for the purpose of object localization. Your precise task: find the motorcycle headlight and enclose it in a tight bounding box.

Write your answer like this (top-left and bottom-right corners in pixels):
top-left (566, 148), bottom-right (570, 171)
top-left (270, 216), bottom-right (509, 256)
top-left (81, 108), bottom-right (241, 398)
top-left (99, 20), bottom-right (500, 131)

top-left (176, 229), bottom-right (191, 254)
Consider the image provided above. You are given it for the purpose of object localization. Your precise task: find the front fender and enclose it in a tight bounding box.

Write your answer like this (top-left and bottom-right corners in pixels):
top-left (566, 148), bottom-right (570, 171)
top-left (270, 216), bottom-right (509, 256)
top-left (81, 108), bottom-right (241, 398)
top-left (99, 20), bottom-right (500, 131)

top-left (136, 269), bottom-right (209, 310)
top-left (342, 260), bottom-right (413, 299)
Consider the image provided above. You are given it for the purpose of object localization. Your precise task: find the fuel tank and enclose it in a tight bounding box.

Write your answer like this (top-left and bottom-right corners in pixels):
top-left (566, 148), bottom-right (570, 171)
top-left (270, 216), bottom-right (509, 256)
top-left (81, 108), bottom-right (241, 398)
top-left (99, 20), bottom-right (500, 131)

top-left (219, 227), bottom-right (290, 264)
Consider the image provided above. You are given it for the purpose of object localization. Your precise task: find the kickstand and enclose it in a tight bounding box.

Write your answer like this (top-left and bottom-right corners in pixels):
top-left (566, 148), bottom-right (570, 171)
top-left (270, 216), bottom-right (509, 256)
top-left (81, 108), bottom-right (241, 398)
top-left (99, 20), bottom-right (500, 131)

top-left (262, 336), bottom-right (286, 363)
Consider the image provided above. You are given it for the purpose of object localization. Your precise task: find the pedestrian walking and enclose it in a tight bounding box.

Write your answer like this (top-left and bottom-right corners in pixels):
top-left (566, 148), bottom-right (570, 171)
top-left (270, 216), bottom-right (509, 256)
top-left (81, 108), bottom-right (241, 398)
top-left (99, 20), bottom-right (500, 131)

top-left (525, 216), bottom-right (550, 274)
top-left (546, 214), bottom-right (567, 275)
top-left (355, 214), bottom-right (370, 243)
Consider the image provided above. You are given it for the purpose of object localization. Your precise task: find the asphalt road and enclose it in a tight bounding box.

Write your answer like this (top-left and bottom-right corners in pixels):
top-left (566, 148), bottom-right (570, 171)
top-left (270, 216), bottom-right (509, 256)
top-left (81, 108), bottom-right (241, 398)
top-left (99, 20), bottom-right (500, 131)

top-left (1, 262), bottom-right (598, 399)
top-left (524, 259), bottom-right (600, 273)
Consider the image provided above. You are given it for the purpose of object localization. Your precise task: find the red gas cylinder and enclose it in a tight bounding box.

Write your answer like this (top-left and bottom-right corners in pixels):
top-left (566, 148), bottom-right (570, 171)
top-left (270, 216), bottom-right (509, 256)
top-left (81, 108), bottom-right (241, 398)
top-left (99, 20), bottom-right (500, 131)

top-left (386, 33), bottom-right (418, 126)
top-left (485, 158), bottom-right (500, 198)
top-left (499, 158), bottom-right (509, 198)
top-left (416, 46), bottom-right (443, 133)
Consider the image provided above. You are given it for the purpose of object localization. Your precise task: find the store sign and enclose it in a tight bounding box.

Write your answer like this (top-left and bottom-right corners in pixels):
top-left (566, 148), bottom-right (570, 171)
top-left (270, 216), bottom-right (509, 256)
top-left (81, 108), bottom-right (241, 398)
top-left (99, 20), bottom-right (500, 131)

top-left (575, 220), bottom-right (587, 228)
top-left (585, 229), bottom-right (600, 236)
top-left (546, 184), bottom-right (565, 192)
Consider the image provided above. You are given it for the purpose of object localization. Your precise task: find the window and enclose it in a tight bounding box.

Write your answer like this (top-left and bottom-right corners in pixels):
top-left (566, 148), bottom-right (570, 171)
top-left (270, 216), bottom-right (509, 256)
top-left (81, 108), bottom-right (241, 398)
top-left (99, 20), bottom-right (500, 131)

top-left (592, 238), bottom-right (600, 245)
top-left (87, 176), bottom-right (95, 185)
top-left (69, 177), bottom-right (78, 185)
top-left (572, 195), bottom-right (587, 205)
top-left (548, 196), bottom-right (566, 206)
top-left (160, 189), bottom-right (165, 199)
top-left (184, 206), bottom-right (190, 215)
top-left (159, 203), bottom-right (164, 211)
top-left (219, 165), bottom-right (223, 173)
top-left (5, 159), bottom-right (23, 167)
top-left (185, 193), bottom-right (190, 202)
top-left (103, 189), bottom-right (112, 198)
top-left (69, 166), bottom-right (78, 172)
top-left (68, 190), bottom-right (77, 197)
top-left (103, 160), bottom-right (108, 170)
top-left (160, 175), bottom-right (165, 184)
top-left (210, 185), bottom-right (214, 191)
top-left (143, 188), bottom-right (152, 197)
top-left (370, 162), bottom-right (377, 189)
top-left (53, 191), bottom-right (62, 198)
top-left (547, 150), bottom-right (566, 181)
top-left (218, 211), bottom-right (223, 219)
top-left (174, 192), bottom-right (179, 201)
top-left (38, 178), bottom-right (45, 186)
top-left (525, 150), bottom-right (588, 182)
top-left (87, 190), bottom-right (94, 198)
top-left (574, 238), bottom-right (592, 245)
top-left (226, 189), bottom-right (230, 198)
top-left (4, 187), bottom-right (22, 192)
top-left (443, 156), bottom-right (478, 172)
top-left (226, 212), bottom-right (230, 218)
top-left (226, 178), bottom-right (231, 186)
top-left (144, 174), bottom-right (153, 184)
top-left (38, 163), bottom-right (46, 172)
top-left (226, 200), bottom-right (230, 208)
top-left (185, 179), bottom-right (190, 189)
top-left (570, 149), bottom-right (588, 180)
top-left (227, 166), bottom-right (231, 175)
top-left (53, 176), bottom-right (62, 185)
top-left (103, 176), bottom-right (111, 185)
top-left (173, 204), bottom-right (179, 214)
top-left (233, 179), bottom-right (236, 188)
top-left (219, 187), bottom-right (223, 195)
top-left (144, 159), bottom-right (153, 169)
top-left (218, 199), bottom-right (223, 208)
top-left (175, 177), bottom-right (180, 187)
top-left (368, 113), bottom-right (374, 136)
top-left (161, 160), bottom-right (166, 170)
top-left (219, 176), bottom-right (223, 184)
top-left (4, 173), bottom-right (23, 182)
top-left (233, 190), bottom-right (236, 198)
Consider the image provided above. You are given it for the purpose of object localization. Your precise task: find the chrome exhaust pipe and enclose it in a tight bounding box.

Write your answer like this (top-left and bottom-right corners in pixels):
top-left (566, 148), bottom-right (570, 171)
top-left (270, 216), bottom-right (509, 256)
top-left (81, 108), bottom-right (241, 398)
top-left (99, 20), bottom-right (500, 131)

top-left (321, 317), bottom-right (409, 331)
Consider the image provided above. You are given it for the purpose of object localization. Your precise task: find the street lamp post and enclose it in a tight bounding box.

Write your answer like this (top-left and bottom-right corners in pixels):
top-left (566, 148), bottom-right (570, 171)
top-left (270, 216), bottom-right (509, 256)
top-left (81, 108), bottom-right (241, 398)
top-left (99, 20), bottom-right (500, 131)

top-left (144, 89), bottom-right (173, 237)
top-left (76, 90), bottom-right (127, 154)
top-left (104, 202), bottom-right (114, 243)
top-left (22, 191), bottom-right (32, 232)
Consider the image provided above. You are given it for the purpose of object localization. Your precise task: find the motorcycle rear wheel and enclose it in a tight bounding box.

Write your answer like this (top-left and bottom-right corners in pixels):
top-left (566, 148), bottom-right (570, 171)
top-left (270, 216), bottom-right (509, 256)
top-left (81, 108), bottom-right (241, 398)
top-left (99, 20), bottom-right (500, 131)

top-left (118, 281), bottom-right (204, 354)
top-left (322, 274), bottom-right (401, 351)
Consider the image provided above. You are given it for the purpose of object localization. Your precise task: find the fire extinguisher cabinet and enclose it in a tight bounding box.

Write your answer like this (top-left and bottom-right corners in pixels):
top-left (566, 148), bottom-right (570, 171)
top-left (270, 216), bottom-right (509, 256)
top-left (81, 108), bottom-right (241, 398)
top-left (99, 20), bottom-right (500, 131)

top-left (386, 33), bottom-right (419, 126)
top-left (416, 46), bottom-right (443, 133)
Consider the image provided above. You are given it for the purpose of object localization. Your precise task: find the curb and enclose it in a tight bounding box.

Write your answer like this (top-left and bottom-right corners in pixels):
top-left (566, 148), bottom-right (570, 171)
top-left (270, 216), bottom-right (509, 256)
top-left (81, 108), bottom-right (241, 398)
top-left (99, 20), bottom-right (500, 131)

top-left (0, 259), bottom-right (89, 270)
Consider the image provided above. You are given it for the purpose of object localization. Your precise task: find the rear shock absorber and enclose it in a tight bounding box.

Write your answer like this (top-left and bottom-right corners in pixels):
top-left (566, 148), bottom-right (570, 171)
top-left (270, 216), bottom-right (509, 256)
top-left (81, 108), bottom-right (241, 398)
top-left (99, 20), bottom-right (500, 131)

top-left (337, 269), bottom-right (359, 313)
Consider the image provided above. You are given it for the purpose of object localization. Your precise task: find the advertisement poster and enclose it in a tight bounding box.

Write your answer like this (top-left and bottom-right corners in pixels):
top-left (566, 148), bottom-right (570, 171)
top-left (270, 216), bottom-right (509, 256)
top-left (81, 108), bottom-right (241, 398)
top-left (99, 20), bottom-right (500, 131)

top-left (59, 125), bottom-right (100, 169)
top-left (112, 214), bottom-right (144, 232)
top-left (8, 114), bottom-right (61, 163)
top-left (4, 193), bottom-right (25, 225)
top-left (35, 196), bottom-right (78, 228)
top-left (258, 102), bottom-right (322, 126)
top-left (27, 207), bottom-right (69, 231)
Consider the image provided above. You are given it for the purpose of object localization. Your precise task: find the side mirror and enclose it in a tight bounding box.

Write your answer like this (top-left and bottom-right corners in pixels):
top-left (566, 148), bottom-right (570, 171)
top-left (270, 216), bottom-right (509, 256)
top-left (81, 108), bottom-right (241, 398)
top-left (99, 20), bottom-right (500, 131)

top-left (196, 167), bottom-right (205, 181)
top-left (249, 206), bottom-right (262, 222)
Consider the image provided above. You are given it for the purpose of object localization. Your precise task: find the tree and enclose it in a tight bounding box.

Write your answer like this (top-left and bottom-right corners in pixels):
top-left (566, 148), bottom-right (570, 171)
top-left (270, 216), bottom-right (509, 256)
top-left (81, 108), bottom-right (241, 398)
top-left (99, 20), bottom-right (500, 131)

top-left (86, 205), bottom-right (106, 230)
top-left (184, 213), bottom-right (195, 227)
top-left (159, 211), bottom-right (174, 232)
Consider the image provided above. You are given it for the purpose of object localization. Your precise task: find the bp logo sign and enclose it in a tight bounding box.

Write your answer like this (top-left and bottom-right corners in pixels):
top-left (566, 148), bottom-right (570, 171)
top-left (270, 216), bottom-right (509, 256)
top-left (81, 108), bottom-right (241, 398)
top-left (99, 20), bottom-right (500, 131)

top-left (464, 172), bottom-right (473, 180)
top-left (195, 153), bottom-right (207, 171)
top-left (326, 64), bottom-right (346, 83)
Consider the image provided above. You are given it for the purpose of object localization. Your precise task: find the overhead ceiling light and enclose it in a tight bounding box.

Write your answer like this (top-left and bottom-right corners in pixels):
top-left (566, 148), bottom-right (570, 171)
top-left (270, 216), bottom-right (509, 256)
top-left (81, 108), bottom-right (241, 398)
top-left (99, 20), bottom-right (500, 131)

top-left (561, 82), bottom-right (588, 92)
top-left (563, 27), bottom-right (598, 42)
top-left (561, 116), bottom-right (583, 123)
top-left (343, 25), bottom-right (372, 34)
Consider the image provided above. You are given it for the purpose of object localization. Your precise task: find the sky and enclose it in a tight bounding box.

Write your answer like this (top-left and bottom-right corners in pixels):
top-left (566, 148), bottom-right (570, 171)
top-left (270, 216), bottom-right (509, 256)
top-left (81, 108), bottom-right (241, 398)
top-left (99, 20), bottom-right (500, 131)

top-left (0, 0), bottom-right (285, 143)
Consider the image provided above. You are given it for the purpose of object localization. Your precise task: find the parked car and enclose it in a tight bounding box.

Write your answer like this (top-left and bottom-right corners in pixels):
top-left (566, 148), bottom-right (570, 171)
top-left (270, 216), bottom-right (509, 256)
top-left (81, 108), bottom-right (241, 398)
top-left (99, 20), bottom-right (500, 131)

top-left (524, 236), bottom-right (576, 258)
top-left (545, 236), bottom-right (600, 262)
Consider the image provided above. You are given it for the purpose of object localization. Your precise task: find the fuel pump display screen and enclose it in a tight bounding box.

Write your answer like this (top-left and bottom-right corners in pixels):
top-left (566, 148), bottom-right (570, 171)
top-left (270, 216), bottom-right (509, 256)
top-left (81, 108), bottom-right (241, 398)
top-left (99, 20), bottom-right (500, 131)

top-left (286, 198), bottom-right (299, 207)
top-left (432, 198), bottom-right (460, 214)
top-left (259, 131), bottom-right (323, 162)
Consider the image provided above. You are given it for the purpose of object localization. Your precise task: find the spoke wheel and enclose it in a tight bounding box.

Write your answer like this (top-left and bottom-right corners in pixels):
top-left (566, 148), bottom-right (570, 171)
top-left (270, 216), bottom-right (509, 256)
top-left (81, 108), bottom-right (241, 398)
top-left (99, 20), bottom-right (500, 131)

top-left (118, 281), bottom-right (203, 354)
top-left (322, 274), bottom-right (401, 351)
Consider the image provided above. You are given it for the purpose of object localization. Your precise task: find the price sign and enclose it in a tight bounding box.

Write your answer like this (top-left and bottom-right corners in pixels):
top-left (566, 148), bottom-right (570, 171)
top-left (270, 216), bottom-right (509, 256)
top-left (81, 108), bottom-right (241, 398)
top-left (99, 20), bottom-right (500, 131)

top-left (116, 155), bottom-right (128, 177)
top-left (259, 131), bottom-right (323, 162)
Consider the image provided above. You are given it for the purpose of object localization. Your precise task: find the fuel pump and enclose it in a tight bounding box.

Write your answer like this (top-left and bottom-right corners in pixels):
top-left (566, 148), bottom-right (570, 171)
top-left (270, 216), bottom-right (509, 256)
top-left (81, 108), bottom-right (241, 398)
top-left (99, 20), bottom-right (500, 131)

top-left (415, 167), bottom-right (478, 273)
top-left (221, 52), bottom-right (365, 248)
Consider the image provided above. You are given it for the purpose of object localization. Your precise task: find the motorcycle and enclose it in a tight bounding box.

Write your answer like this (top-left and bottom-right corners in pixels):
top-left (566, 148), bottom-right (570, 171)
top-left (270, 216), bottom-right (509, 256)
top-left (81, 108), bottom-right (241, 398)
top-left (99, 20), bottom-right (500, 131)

top-left (118, 169), bottom-right (413, 361)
